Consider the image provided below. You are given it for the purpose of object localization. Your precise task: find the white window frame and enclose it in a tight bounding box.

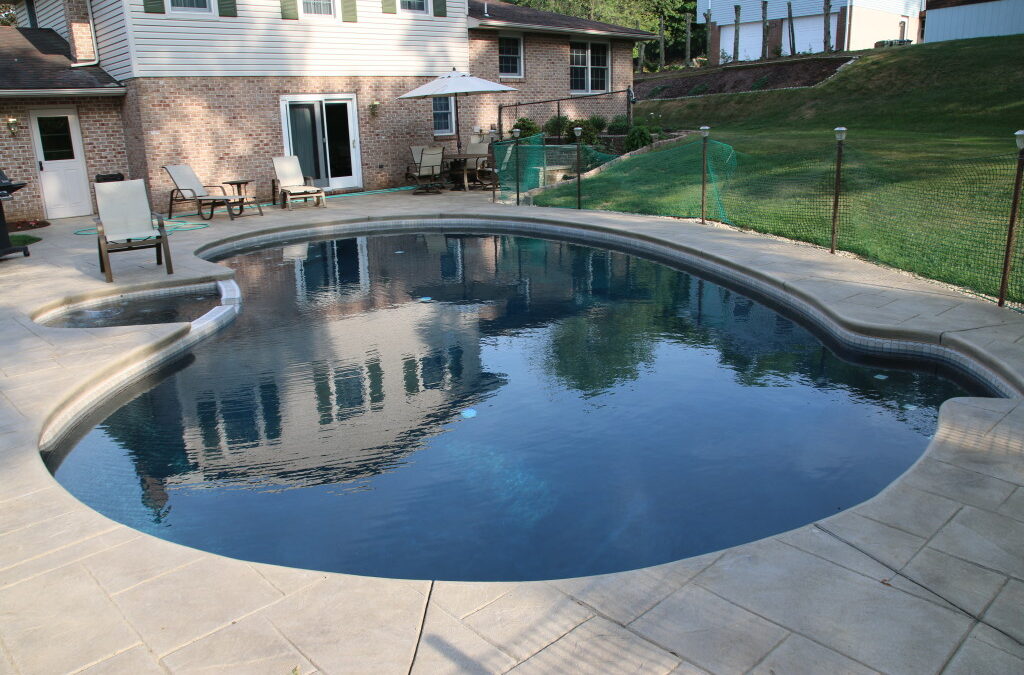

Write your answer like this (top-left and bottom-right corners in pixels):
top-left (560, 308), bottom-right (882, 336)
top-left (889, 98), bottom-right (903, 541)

top-left (166, 0), bottom-right (216, 15)
top-left (569, 40), bottom-right (611, 94)
top-left (299, 0), bottom-right (336, 20)
top-left (432, 96), bottom-right (455, 136)
top-left (498, 34), bottom-right (524, 79)
top-left (399, 0), bottom-right (430, 14)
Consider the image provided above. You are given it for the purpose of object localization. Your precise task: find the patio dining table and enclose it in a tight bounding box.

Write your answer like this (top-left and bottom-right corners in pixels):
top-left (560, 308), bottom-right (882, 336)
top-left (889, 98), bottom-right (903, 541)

top-left (447, 153), bottom-right (489, 192)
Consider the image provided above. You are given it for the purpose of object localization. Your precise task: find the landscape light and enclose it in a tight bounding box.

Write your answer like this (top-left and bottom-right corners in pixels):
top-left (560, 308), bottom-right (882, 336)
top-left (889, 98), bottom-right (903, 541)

top-left (573, 127), bottom-right (583, 138)
top-left (834, 126), bottom-right (848, 142)
top-left (1016, 130), bottom-right (1024, 150)
top-left (699, 125), bottom-right (710, 138)
top-left (512, 128), bottom-right (521, 138)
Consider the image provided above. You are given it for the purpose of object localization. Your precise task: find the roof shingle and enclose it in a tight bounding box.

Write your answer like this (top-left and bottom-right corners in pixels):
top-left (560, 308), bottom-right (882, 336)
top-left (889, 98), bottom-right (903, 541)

top-left (0, 27), bottom-right (122, 91)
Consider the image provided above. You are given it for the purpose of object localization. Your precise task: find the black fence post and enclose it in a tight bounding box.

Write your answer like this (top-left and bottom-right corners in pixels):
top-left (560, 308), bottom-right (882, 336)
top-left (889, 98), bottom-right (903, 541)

top-left (830, 127), bottom-right (847, 254)
top-left (997, 130), bottom-right (1024, 307)
top-left (574, 126), bottom-right (583, 209)
top-left (513, 128), bottom-right (522, 206)
top-left (700, 126), bottom-right (710, 224)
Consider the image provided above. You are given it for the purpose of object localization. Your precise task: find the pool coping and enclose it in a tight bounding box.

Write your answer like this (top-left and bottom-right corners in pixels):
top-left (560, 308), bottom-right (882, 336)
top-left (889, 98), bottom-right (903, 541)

top-left (2, 194), bottom-right (1024, 674)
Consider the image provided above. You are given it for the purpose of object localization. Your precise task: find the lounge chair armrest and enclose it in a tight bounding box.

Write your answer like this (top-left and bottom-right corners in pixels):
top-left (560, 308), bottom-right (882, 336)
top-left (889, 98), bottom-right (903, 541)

top-left (175, 188), bottom-right (199, 199)
top-left (204, 185), bottom-right (228, 195)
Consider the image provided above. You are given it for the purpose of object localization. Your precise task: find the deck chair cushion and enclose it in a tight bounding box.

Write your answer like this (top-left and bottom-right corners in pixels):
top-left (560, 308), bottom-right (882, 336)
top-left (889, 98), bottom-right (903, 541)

top-left (95, 180), bottom-right (159, 241)
top-left (164, 165), bottom-right (209, 198)
top-left (273, 156), bottom-right (309, 188)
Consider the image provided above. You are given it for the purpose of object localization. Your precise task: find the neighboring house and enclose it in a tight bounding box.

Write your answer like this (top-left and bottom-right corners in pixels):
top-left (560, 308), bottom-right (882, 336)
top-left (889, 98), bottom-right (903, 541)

top-left (697, 0), bottom-right (925, 65)
top-left (923, 0), bottom-right (1024, 42)
top-left (1, 0), bottom-right (652, 221)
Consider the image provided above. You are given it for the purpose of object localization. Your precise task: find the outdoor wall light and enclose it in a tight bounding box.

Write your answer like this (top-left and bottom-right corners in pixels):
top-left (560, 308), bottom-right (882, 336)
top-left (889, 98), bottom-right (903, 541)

top-left (699, 125), bottom-right (710, 138)
top-left (6, 117), bottom-right (17, 136)
top-left (1016, 130), bottom-right (1024, 150)
top-left (369, 101), bottom-right (381, 117)
top-left (573, 127), bottom-right (583, 139)
top-left (835, 126), bottom-right (848, 142)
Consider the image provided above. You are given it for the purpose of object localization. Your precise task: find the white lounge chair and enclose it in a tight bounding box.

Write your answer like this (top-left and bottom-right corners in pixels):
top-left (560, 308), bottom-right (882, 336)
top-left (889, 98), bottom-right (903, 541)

top-left (94, 179), bottom-right (173, 283)
top-left (273, 156), bottom-right (326, 209)
top-left (163, 164), bottom-right (263, 220)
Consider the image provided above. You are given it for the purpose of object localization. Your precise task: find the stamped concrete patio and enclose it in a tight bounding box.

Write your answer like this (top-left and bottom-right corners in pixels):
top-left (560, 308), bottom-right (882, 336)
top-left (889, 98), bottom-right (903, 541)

top-left (2, 191), bottom-right (1024, 674)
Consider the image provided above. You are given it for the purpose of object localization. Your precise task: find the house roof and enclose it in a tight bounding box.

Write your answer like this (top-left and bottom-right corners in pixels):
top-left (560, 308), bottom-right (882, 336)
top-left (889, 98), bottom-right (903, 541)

top-left (0, 28), bottom-right (124, 95)
top-left (467, 1), bottom-right (656, 40)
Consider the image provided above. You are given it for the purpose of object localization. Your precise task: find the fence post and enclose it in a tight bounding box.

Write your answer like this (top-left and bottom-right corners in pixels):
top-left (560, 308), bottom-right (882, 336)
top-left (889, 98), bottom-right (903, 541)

top-left (700, 126), bottom-right (711, 224)
top-left (574, 126), bottom-right (583, 209)
top-left (997, 130), bottom-right (1024, 307)
top-left (513, 128), bottom-right (521, 206)
top-left (497, 104), bottom-right (504, 139)
top-left (830, 126), bottom-right (847, 254)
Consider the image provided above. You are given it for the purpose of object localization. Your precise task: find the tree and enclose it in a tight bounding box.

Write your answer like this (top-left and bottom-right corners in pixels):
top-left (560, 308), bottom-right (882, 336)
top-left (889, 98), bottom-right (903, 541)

top-left (0, 4), bottom-right (16, 26)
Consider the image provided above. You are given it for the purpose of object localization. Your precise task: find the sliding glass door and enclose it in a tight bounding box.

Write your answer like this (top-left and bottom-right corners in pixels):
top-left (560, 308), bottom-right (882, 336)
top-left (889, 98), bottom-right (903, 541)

top-left (281, 95), bottom-right (362, 190)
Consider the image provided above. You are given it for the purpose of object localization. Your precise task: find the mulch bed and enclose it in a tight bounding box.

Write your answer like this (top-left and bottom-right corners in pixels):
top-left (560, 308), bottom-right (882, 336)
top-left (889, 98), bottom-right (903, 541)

top-left (634, 56), bottom-right (850, 100)
top-left (7, 219), bottom-right (50, 232)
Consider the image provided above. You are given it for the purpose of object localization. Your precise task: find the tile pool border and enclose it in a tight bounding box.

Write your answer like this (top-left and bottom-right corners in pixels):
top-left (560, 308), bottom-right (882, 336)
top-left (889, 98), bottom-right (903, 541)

top-left (3, 198), bottom-right (1024, 674)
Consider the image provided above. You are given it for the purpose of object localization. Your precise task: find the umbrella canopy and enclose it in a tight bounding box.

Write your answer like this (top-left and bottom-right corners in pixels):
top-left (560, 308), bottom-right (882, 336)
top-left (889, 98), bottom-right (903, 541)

top-left (399, 70), bottom-right (517, 152)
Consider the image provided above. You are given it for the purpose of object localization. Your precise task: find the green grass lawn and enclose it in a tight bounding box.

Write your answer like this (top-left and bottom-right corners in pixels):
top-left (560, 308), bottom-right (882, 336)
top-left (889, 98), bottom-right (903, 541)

top-left (535, 35), bottom-right (1024, 300)
top-left (9, 234), bottom-right (41, 247)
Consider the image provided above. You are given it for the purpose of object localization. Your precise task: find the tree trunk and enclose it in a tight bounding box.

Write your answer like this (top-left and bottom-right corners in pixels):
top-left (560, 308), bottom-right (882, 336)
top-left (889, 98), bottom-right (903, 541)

top-left (659, 13), bottom-right (666, 70)
top-left (787, 2), bottom-right (796, 55)
top-left (823, 0), bottom-right (832, 52)
top-left (761, 1), bottom-right (769, 60)
top-left (637, 41), bottom-right (646, 73)
top-left (685, 14), bottom-right (692, 67)
top-left (733, 4), bottom-right (741, 63)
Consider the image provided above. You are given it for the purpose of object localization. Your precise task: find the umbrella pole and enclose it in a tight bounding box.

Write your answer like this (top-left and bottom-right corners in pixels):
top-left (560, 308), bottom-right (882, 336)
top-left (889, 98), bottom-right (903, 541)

top-left (454, 93), bottom-right (463, 153)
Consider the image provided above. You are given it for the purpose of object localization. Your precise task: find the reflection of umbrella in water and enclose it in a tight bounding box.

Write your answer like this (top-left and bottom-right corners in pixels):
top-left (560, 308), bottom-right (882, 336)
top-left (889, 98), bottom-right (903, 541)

top-left (398, 69), bottom-right (517, 153)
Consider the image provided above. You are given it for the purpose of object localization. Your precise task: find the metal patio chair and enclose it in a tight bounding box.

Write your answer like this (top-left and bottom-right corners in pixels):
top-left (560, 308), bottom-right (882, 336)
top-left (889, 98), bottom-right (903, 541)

top-left (94, 179), bottom-right (173, 283)
top-left (163, 164), bottom-right (263, 220)
top-left (406, 146), bottom-right (447, 194)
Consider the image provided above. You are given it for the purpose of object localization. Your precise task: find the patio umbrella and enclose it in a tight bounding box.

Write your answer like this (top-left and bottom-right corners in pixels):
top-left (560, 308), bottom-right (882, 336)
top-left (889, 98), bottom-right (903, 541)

top-left (398, 69), bottom-right (517, 153)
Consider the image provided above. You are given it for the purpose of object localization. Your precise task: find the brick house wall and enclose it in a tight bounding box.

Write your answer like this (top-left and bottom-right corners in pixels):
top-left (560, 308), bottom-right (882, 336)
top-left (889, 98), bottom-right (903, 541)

top-left (0, 96), bottom-right (128, 222)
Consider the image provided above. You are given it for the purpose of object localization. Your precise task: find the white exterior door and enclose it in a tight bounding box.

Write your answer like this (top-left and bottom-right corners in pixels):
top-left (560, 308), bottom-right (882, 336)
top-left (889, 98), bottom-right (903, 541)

top-left (280, 95), bottom-right (363, 191)
top-left (30, 109), bottom-right (92, 219)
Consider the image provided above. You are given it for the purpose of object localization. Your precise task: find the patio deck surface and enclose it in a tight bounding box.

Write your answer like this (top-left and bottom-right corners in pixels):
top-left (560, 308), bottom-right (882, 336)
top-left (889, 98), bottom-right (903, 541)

top-left (2, 191), bottom-right (1024, 674)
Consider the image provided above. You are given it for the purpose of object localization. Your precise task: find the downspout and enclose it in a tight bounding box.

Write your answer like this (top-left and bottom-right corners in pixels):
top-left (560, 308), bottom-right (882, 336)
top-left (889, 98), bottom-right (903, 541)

top-left (845, 0), bottom-right (853, 51)
top-left (70, 0), bottom-right (100, 68)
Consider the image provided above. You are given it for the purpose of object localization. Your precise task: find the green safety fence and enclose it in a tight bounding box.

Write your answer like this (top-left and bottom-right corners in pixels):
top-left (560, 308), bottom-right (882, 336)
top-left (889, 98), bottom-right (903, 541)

top-left (526, 137), bottom-right (1023, 308)
top-left (492, 134), bottom-right (619, 202)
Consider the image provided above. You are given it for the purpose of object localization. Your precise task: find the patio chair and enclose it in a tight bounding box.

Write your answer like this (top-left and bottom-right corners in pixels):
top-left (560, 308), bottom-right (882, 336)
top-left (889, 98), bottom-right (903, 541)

top-left (406, 146), bottom-right (447, 194)
top-left (94, 179), bottom-right (173, 283)
top-left (273, 156), bottom-right (327, 209)
top-left (163, 164), bottom-right (263, 220)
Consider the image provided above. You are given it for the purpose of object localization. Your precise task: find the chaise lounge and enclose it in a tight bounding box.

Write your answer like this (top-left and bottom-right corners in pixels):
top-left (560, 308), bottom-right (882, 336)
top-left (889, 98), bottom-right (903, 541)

top-left (163, 164), bottom-right (264, 220)
top-left (94, 179), bottom-right (173, 283)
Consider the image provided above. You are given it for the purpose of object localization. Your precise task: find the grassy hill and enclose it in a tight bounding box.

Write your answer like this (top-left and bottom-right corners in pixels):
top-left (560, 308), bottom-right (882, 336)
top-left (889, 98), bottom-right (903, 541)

top-left (534, 35), bottom-right (1024, 301)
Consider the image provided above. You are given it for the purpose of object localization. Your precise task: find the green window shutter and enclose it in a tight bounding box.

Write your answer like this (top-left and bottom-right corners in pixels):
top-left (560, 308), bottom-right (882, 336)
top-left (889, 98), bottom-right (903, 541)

top-left (381, 0), bottom-right (396, 14)
top-left (341, 0), bottom-right (357, 21)
top-left (218, 0), bottom-right (237, 17)
top-left (143, 0), bottom-right (165, 14)
top-left (280, 0), bottom-right (298, 19)
top-left (432, 0), bottom-right (446, 17)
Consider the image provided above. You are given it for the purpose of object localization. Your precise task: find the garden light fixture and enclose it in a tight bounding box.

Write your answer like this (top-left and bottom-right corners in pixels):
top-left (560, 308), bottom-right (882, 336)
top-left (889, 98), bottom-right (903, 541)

top-left (700, 125), bottom-right (710, 137)
top-left (1016, 130), bottom-right (1024, 151)
top-left (573, 127), bottom-right (583, 138)
top-left (835, 126), bottom-right (848, 142)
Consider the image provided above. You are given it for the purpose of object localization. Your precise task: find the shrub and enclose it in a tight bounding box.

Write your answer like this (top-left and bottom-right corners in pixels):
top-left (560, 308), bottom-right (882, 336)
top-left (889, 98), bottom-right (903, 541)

top-left (624, 125), bottom-right (653, 152)
top-left (543, 115), bottom-right (571, 140)
top-left (511, 117), bottom-right (540, 137)
top-left (688, 82), bottom-right (709, 96)
top-left (586, 114), bottom-right (608, 133)
top-left (750, 75), bottom-right (770, 90)
top-left (568, 119), bottom-right (599, 145)
top-left (648, 84), bottom-right (668, 98)
top-left (607, 114), bottom-right (630, 134)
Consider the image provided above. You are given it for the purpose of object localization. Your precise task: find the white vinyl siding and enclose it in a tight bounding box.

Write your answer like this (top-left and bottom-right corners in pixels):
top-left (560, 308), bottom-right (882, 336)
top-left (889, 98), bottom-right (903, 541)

top-left (720, 14), bottom-right (839, 59)
top-left (15, 2), bottom-right (31, 27)
top-left (124, 0), bottom-right (470, 77)
top-left (925, 0), bottom-right (1024, 42)
top-left (34, 0), bottom-right (69, 39)
top-left (696, 0), bottom-right (924, 22)
top-left (93, 0), bottom-right (134, 80)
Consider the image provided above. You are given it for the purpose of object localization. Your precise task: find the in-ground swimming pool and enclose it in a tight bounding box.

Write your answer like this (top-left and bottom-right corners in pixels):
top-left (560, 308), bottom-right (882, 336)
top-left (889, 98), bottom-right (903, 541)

top-left (47, 231), bottom-right (988, 581)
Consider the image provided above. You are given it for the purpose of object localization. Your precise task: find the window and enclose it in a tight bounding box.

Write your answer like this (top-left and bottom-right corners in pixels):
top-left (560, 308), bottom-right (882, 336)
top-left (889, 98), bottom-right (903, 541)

top-left (498, 36), bottom-right (522, 78)
top-left (169, 0), bottom-right (211, 12)
top-left (401, 0), bottom-right (427, 11)
top-left (432, 97), bottom-right (454, 135)
top-left (302, 0), bottom-right (334, 16)
top-left (569, 41), bottom-right (610, 93)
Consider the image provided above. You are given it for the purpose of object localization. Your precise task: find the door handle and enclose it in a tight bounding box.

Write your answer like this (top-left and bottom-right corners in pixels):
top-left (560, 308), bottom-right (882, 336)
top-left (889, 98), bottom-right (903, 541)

top-left (39, 161), bottom-right (43, 171)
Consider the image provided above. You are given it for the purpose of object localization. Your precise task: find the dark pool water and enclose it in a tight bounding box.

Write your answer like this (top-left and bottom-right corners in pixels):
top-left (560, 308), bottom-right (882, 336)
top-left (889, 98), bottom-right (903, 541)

top-left (43, 291), bottom-right (220, 328)
top-left (48, 232), bottom-right (985, 581)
